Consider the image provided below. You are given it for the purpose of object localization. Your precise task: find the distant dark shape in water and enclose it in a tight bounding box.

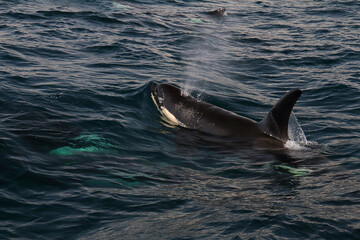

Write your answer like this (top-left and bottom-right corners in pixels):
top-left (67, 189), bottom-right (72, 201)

top-left (151, 83), bottom-right (302, 145)
top-left (207, 8), bottom-right (227, 17)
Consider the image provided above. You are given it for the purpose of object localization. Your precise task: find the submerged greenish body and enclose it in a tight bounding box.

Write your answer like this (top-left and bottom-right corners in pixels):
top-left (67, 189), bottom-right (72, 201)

top-left (49, 134), bottom-right (117, 156)
top-left (274, 164), bottom-right (312, 177)
top-left (50, 146), bottom-right (116, 156)
top-left (185, 18), bottom-right (204, 23)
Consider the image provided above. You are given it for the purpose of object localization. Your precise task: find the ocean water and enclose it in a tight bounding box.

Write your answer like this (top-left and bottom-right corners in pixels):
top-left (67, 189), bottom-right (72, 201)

top-left (1, 0), bottom-right (359, 239)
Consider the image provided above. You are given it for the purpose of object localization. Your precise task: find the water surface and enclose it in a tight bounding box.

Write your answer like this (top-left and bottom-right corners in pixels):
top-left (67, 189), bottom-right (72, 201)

top-left (0, 0), bottom-right (359, 239)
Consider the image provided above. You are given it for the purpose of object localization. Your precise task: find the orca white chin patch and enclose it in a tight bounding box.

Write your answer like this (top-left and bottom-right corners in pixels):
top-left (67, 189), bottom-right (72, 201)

top-left (151, 92), bottom-right (183, 126)
top-left (160, 107), bottom-right (180, 125)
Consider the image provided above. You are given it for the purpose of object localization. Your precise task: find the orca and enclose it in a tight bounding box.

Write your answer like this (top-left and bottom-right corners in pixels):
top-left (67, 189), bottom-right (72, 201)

top-left (207, 8), bottom-right (227, 17)
top-left (151, 83), bottom-right (302, 144)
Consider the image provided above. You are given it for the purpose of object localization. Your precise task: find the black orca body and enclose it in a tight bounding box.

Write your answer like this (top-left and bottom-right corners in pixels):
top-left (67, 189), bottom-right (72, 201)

top-left (151, 83), bottom-right (302, 144)
top-left (207, 8), bottom-right (227, 17)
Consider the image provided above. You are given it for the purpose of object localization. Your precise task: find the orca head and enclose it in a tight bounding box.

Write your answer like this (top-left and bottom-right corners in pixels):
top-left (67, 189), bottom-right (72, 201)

top-left (151, 83), bottom-right (163, 109)
top-left (151, 83), bottom-right (183, 109)
top-left (151, 83), bottom-right (187, 126)
top-left (258, 89), bottom-right (302, 142)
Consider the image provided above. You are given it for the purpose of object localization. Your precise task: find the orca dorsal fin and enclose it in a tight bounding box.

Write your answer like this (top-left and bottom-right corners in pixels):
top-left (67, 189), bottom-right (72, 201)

top-left (259, 89), bottom-right (302, 142)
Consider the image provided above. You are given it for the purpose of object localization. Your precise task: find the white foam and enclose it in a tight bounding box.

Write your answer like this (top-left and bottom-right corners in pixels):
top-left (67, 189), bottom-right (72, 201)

top-left (284, 112), bottom-right (312, 150)
top-left (288, 112), bottom-right (308, 143)
top-left (285, 140), bottom-right (306, 150)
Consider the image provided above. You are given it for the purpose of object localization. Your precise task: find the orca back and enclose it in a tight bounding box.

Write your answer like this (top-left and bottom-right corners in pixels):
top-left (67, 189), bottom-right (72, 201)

top-left (151, 83), bottom-right (302, 143)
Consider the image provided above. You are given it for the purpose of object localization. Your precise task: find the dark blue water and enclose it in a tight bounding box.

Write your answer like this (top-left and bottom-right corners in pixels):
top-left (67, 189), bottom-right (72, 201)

top-left (1, 0), bottom-right (360, 239)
